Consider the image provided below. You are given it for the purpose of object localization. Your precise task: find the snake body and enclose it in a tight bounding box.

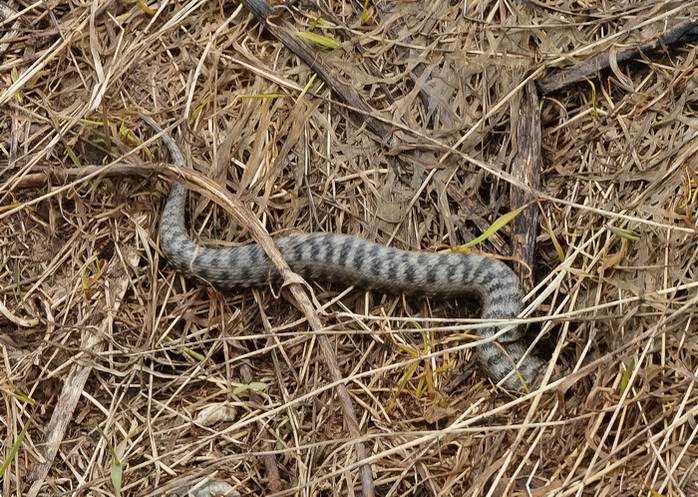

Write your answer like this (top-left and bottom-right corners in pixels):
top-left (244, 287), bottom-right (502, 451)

top-left (141, 114), bottom-right (545, 390)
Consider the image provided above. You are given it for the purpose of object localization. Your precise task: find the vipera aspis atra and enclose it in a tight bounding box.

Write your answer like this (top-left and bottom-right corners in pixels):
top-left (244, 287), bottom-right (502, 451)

top-left (140, 113), bottom-right (546, 389)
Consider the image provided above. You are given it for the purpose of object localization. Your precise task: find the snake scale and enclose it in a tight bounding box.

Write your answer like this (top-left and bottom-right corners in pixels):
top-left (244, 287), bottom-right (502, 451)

top-left (140, 113), bottom-right (546, 390)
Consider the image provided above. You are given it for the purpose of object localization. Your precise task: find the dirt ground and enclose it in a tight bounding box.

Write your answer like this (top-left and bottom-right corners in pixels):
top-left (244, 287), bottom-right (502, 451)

top-left (1, 1), bottom-right (697, 496)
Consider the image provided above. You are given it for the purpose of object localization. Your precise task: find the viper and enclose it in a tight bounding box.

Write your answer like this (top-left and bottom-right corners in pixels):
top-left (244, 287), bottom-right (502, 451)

top-left (140, 113), bottom-right (546, 390)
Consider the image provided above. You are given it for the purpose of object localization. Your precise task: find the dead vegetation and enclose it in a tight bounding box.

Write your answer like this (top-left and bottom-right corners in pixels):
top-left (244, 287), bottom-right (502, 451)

top-left (1, 1), bottom-right (697, 496)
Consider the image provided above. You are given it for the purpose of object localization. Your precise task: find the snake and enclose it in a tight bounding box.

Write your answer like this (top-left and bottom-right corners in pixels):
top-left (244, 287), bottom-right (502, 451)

top-left (139, 113), bottom-right (546, 390)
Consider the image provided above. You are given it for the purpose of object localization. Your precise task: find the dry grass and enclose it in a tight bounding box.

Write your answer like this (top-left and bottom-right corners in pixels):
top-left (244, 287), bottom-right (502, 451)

top-left (1, 1), bottom-right (697, 496)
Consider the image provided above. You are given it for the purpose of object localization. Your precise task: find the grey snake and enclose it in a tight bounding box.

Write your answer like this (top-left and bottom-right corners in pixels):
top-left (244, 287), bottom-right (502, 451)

top-left (140, 114), bottom-right (546, 390)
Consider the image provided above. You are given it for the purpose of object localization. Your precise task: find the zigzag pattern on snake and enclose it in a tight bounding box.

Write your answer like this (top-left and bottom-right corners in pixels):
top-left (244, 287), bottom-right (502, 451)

top-left (140, 113), bottom-right (546, 390)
